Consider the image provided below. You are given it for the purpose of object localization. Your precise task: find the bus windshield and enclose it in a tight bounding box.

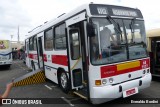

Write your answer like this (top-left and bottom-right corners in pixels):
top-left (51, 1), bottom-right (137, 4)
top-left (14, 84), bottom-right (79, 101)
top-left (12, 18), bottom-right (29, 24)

top-left (0, 40), bottom-right (9, 50)
top-left (90, 18), bottom-right (147, 65)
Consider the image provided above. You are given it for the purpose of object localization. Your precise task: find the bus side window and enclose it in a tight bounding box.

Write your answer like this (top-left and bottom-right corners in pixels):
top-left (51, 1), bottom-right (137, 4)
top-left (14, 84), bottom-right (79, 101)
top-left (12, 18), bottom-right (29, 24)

top-left (54, 23), bottom-right (66, 50)
top-left (33, 36), bottom-right (37, 51)
top-left (44, 28), bottom-right (54, 50)
top-left (29, 37), bottom-right (33, 51)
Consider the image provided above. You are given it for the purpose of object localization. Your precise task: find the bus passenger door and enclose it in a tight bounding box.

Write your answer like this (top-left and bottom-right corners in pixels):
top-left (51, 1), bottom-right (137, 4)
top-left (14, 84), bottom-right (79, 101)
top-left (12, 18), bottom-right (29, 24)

top-left (67, 28), bottom-right (83, 89)
top-left (37, 36), bottom-right (44, 69)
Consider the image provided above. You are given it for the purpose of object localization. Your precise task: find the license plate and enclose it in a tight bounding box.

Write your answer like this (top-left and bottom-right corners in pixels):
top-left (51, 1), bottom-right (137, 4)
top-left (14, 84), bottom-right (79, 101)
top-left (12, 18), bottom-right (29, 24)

top-left (123, 87), bottom-right (138, 98)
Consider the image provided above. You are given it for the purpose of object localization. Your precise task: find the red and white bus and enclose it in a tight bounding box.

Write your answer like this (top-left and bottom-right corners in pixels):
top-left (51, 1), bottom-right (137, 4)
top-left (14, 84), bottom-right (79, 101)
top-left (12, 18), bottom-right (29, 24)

top-left (25, 3), bottom-right (151, 104)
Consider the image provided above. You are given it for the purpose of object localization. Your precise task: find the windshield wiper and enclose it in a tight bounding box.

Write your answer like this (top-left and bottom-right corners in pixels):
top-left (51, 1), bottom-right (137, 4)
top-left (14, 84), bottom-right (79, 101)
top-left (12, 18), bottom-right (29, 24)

top-left (106, 15), bottom-right (122, 35)
top-left (130, 18), bottom-right (136, 43)
top-left (131, 18), bottom-right (136, 32)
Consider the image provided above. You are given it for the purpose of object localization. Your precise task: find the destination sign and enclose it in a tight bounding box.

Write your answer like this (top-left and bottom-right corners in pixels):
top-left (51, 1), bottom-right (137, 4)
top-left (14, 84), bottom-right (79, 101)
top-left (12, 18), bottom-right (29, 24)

top-left (97, 7), bottom-right (108, 15)
top-left (112, 8), bottom-right (138, 17)
top-left (89, 4), bottom-right (143, 18)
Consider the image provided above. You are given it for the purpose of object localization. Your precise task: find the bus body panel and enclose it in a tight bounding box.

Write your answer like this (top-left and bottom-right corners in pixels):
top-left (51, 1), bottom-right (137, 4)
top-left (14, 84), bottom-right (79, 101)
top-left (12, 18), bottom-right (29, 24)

top-left (90, 74), bottom-right (151, 104)
top-left (43, 50), bottom-right (68, 84)
top-left (89, 58), bottom-right (151, 104)
top-left (25, 39), bottom-right (30, 68)
top-left (66, 12), bottom-right (86, 26)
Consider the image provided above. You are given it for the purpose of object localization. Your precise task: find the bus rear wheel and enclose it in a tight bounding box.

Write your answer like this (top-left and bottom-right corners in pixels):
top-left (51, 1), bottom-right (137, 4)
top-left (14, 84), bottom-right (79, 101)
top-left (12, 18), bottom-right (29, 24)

top-left (59, 71), bottom-right (70, 93)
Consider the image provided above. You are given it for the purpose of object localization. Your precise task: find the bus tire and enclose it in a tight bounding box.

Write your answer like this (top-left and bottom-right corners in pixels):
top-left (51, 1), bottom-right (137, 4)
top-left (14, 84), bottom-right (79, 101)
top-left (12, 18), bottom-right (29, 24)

top-left (59, 71), bottom-right (70, 93)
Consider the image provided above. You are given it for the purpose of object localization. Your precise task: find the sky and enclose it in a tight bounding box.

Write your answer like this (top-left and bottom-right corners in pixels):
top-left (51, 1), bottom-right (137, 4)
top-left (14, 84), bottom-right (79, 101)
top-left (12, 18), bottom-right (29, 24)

top-left (0, 0), bottom-right (160, 41)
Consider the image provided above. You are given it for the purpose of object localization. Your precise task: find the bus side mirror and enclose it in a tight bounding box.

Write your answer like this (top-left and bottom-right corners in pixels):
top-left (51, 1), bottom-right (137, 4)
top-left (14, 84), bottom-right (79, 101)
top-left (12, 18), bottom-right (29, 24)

top-left (87, 23), bottom-right (97, 37)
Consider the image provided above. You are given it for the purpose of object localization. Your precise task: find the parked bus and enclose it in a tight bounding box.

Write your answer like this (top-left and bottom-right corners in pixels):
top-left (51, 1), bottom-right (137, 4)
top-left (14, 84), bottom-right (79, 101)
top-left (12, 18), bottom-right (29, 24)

top-left (0, 40), bottom-right (12, 68)
top-left (25, 3), bottom-right (151, 104)
top-left (147, 28), bottom-right (160, 77)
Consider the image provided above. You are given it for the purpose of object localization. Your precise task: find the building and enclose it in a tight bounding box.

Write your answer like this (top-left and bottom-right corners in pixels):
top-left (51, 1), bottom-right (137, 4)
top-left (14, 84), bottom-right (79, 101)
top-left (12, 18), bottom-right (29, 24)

top-left (11, 41), bottom-right (25, 51)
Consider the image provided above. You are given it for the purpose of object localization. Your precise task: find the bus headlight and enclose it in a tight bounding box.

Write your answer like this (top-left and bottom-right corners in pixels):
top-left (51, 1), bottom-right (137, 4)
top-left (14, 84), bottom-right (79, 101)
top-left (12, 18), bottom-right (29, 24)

top-left (102, 79), bottom-right (107, 85)
top-left (109, 78), bottom-right (113, 83)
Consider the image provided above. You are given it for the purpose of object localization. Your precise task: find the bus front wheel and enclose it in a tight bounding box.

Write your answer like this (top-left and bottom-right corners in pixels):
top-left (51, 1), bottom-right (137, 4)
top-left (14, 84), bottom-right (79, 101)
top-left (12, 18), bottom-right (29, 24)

top-left (59, 71), bottom-right (70, 93)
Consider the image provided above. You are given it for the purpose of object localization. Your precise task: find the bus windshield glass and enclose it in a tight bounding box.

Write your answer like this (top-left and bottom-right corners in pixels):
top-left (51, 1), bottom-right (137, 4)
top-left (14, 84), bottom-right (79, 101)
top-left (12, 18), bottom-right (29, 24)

top-left (90, 18), bottom-right (147, 65)
top-left (0, 40), bottom-right (9, 50)
top-left (124, 19), bottom-right (147, 60)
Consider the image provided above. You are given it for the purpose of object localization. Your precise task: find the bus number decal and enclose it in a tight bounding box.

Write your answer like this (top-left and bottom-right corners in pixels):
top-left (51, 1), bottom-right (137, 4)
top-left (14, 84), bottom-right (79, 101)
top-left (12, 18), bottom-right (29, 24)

top-left (97, 7), bottom-right (108, 15)
top-left (140, 59), bottom-right (150, 69)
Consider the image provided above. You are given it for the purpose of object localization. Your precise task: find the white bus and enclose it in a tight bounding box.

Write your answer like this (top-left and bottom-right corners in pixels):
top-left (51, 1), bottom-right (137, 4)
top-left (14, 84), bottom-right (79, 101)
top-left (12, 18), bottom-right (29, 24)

top-left (25, 3), bottom-right (151, 104)
top-left (0, 40), bottom-right (12, 68)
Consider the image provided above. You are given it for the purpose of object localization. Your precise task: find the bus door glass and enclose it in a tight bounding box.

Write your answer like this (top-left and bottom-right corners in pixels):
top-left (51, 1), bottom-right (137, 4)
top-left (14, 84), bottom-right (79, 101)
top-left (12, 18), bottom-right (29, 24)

top-left (38, 36), bottom-right (44, 68)
top-left (68, 28), bottom-right (83, 88)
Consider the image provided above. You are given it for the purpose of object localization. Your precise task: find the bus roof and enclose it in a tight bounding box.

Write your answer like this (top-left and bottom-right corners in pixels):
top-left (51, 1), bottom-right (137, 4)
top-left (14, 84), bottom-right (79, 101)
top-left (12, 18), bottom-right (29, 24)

top-left (146, 28), bottom-right (160, 38)
top-left (27, 3), bottom-right (143, 39)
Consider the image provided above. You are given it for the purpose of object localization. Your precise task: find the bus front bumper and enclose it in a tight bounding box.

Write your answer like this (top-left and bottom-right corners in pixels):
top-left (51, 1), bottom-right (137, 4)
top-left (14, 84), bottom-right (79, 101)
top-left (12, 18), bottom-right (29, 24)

top-left (0, 60), bottom-right (12, 65)
top-left (90, 74), bottom-right (152, 104)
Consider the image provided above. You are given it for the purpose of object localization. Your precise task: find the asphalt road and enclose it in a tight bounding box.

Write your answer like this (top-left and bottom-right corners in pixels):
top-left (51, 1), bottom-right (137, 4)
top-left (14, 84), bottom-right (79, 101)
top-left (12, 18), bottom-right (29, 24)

top-left (0, 60), bottom-right (160, 107)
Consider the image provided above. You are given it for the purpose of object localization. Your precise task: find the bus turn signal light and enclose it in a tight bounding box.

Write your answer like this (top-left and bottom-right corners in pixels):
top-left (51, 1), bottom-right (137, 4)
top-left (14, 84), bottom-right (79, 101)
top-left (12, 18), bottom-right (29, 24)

top-left (95, 80), bottom-right (101, 86)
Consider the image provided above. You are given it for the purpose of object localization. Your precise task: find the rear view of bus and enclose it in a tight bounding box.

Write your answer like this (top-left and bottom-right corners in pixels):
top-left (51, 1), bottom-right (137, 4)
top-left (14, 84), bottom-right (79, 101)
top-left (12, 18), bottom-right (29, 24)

top-left (0, 40), bottom-right (12, 68)
top-left (88, 4), bottom-right (151, 104)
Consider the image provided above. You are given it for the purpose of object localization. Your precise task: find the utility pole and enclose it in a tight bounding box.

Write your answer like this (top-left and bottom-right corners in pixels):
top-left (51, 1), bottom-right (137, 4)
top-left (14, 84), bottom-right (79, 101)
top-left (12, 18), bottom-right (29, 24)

top-left (17, 26), bottom-right (20, 43)
top-left (10, 35), bottom-right (13, 42)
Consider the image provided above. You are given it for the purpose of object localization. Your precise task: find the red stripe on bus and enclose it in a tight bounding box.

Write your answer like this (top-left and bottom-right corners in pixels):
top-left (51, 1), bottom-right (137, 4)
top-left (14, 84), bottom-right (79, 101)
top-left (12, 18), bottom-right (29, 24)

top-left (28, 54), bottom-right (32, 59)
top-left (101, 58), bottom-right (150, 78)
top-left (43, 54), bottom-right (47, 62)
top-left (101, 65), bottom-right (117, 78)
top-left (28, 53), bottom-right (38, 60)
top-left (52, 55), bottom-right (68, 66)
